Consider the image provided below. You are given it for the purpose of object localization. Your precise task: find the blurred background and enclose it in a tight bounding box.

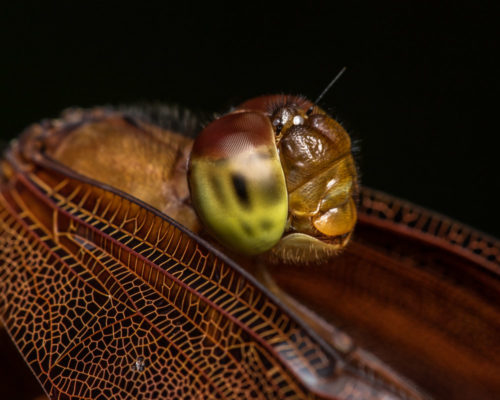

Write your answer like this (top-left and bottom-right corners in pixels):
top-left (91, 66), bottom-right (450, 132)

top-left (2, 2), bottom-right (498, 236)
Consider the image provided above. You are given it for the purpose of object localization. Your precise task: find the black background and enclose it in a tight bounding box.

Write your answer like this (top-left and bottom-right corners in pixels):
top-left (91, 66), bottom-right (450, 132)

top-left (2, 2), bottom-right (499, 236)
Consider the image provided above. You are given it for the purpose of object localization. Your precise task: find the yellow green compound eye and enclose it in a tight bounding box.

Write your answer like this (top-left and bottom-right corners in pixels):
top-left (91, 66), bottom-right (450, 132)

top-left (188, 111), bottom-right (288, 255)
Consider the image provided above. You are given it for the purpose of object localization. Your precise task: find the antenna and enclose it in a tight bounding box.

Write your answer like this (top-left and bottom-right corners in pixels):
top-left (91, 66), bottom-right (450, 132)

top-left (308, 66), bottom-right (347, 114)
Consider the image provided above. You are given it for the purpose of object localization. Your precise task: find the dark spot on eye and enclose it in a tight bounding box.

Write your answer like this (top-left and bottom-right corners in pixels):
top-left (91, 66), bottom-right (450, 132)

top-left (261, 220), bottom-right (273, 231)
top-left (276, 124), bottom-right (283, 134)
top-left (261, 180), bottom-right (285, 204)
top-left (240, 221), bottom-right (253, 236)
top-left (231, 173), bottom-right (250, 206)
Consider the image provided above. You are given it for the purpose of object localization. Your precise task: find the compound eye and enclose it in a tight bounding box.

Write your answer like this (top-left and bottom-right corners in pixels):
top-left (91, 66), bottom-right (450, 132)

top-left (188, 111), bottom-right (288, 255)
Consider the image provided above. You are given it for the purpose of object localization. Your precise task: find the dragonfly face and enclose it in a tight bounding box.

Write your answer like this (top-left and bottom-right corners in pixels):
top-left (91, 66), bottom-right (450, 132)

top-left (189, 95), bottom-right (358, 264)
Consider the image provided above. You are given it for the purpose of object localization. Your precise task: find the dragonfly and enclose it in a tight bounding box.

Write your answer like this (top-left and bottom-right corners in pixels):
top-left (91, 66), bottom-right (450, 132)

top-left (0, 94), bottom-right (498, 400)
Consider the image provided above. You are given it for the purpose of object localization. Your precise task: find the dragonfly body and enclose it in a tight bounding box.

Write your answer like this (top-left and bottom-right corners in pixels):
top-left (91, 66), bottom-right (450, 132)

top-left (0, 102), bottom-right (499, 399)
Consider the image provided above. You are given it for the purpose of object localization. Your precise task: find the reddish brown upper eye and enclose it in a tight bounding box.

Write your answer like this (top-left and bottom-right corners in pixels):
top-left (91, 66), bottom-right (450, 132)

top-left (191, 111), bottom-right (275, 159)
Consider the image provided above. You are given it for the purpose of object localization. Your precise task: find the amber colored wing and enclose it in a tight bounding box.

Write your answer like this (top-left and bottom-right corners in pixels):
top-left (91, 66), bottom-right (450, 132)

top-left (0, 140), bottom-right (412, 399)
top-left (268, 188), bottom-right (500, 400)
